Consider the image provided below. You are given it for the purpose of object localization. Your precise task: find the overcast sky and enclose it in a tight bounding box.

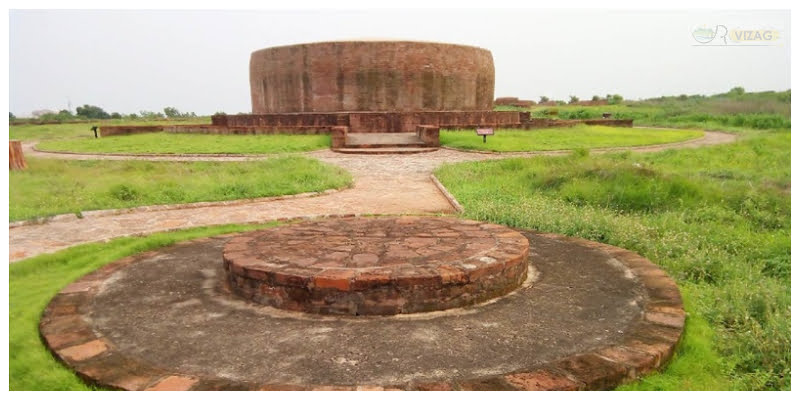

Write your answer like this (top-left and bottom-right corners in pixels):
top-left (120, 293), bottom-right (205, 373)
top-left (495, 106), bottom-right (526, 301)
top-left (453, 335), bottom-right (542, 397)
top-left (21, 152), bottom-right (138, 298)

top-left (8, 8), bottom-right (791, 117)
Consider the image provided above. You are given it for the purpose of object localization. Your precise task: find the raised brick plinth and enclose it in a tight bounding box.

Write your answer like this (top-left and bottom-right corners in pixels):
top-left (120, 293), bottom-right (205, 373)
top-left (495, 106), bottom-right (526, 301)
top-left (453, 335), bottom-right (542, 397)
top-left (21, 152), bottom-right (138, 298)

top-left (223, 216), bottom-right (529, 315)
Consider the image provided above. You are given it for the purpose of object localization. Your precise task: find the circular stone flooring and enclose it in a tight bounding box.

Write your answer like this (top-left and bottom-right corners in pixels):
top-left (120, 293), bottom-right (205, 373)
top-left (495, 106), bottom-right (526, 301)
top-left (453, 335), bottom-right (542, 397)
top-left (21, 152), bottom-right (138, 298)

top-left (223, 217), bottom-right (529, 315)
top-left (40, 218), bottom-right (686, 391)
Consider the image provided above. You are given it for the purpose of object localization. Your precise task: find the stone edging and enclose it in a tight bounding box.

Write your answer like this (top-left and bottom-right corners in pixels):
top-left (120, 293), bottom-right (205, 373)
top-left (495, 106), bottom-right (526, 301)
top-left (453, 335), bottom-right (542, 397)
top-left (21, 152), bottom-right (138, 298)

top-left (430, 175), bottom-right (464, 214)
top-left (31, 145), bottom-right (273, 158)
top-left (440, 129), bottom-right (713, 155)
top-left (9, 188), bottom-right (347, 228)
top-left (39, 223), bottom-right (685, 391)
top-left (33, 145), bottom-right (436, 157)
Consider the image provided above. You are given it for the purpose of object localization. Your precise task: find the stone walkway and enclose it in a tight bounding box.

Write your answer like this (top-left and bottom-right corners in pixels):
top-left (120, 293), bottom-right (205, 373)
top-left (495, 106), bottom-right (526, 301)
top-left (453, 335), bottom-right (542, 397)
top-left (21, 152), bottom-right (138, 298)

top-left (10, 131), bottom-right (736, 261)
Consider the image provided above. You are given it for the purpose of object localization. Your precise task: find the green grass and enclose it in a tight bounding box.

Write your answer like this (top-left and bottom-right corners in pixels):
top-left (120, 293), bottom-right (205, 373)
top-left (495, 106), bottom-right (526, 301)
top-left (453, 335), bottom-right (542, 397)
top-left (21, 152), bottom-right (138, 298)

top-left (35, 133), bottom-right (331, 154)
top-left (9, 117), bottom-right (210, 140)
top-left (9, 223), bottom-right (280, 390)
top-left (519, 90), bottom-right (790, 131)
top-left (440, 125), bottom-right (703, 152)
top-left (434, 129), bottom-right (790, 390)
top-left (9, 157), bottom-right (352, 221)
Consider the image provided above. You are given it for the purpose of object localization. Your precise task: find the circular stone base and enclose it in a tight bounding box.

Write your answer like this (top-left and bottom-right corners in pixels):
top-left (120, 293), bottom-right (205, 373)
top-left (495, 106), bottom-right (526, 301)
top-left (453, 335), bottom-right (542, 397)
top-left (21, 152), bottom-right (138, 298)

top-left (40, 221), bottom-right (685, 391)
top-left (223, 216), bottom-right (529, 315)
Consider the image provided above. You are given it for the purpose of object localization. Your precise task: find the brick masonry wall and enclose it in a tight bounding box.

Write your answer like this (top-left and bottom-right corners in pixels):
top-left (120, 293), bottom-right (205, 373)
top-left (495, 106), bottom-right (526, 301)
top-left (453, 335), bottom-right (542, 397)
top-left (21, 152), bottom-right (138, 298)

top-left (250, 41), bottom-right (495, 113)
top-left (104, 116), bottom-right (632, 136)
top-left (165, 125), bottom-right (336, 135)
top-left (99, 126), bottom-right (165, 136)
top-left (215, 111), bottom-right (523, 133)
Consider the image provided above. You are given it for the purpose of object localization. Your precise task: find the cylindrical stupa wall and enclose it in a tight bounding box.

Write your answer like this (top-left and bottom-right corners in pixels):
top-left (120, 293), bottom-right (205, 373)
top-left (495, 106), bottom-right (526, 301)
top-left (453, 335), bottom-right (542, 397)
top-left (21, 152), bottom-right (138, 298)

top-left (250, 41), bottom-right (495, 113)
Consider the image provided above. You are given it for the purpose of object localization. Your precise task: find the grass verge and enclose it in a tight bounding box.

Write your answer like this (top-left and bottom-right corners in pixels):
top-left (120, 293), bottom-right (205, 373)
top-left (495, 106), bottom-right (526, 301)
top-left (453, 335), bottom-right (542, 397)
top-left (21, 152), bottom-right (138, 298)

top-left (35, 133), bottom-right (330, 154)
top-left (9, 118), bottom-right (210, 141)
top-left (434, 129), bottom-right (790, 390)
top-left (9, 157), bottom-right (352, 222)
top-left (440, 125), bottom-right (703, 152)
top-left (9, 223), bottom-right (279, 390)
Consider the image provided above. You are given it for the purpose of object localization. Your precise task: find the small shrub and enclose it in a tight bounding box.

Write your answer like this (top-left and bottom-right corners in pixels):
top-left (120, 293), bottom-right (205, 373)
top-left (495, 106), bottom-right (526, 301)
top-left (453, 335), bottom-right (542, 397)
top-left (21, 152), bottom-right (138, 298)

top-left (572, 148), bottom-right (589, 158)
top-left (109, 184), bottom-right (140, 201)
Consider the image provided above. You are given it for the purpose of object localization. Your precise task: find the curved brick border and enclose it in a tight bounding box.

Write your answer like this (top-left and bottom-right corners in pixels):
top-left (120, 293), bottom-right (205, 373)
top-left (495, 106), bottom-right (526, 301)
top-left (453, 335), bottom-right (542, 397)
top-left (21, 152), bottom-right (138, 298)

top-left (31, 145), bottom-right (273, 158)
top-left (439, 128), bottom-right (730, 156)
top-left (223, 217), bottom-right (529, 315)
top-left (9, 188), bottom-right (346, 228)
top-left (440, 137), bottom-right (708, 155)
top-left (39, 225), bottom-right (684, 391)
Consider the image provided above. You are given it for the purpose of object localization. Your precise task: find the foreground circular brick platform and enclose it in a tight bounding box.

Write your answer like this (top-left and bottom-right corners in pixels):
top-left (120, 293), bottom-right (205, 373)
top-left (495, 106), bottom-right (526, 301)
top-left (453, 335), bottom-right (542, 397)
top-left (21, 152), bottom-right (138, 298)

top-left (40, 218), bottom-right (685, 391)
top-left (223, 216), bottom-right (528, 315)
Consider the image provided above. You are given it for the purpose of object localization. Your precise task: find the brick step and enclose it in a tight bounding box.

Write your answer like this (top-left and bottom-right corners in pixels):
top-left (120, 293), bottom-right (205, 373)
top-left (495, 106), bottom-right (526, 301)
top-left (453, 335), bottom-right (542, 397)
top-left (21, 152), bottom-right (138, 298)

top-left (331, 147), bottom-right (439, 155)
top-left (344, 132), bottom-right (424, 148)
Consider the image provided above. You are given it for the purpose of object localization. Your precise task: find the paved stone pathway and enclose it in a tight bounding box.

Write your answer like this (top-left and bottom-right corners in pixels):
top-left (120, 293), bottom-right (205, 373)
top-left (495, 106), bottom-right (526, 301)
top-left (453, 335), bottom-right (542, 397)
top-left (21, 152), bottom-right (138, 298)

top-left (10, 131), bottom-right (736, 261)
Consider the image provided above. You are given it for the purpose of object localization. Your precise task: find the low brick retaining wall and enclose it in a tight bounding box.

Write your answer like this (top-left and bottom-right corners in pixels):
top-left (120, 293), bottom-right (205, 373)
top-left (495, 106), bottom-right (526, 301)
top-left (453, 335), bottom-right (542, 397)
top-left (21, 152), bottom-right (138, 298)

top-left (99, 125), bottom-right (165, 136)
top-left (164, 125), bottom-right (337, 135)
top-left (214, 111), bottom-right (524, 133)
top-left (99, 115), bottom-right (633, 137)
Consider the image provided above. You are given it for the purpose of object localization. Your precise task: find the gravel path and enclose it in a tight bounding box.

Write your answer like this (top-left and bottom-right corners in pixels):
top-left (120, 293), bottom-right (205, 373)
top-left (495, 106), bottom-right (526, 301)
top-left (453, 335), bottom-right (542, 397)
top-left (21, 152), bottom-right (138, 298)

top-left (9, 130), bottom-right (737, 261)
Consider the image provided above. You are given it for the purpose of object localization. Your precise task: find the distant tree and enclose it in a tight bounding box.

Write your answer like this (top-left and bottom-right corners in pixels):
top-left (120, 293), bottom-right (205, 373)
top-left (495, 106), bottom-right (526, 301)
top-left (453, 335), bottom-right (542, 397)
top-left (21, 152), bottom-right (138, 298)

top-left (110, 112), bottom-right (123, 119)
top-left (213, 111), bottom-right (227, 116)
top-left (9, 112), bottom-right (15, 122)
top-left (569, 95), bottom-right (579, 104)
top-left (678, 94), bottom-right (688, 100)
top-left (538, 96), bottom-right (550, 104)
top-left (591, 95), bottom-right (601, 102)
top-left (139, 110), bottom-right (165, 119)
top-left (728, 86), bottom-right (746, 96)
top-left (163, 107), bottom-right (180, 118)
top-left (38, 112), bottom-right (60, 122)
top-left (606, 94), bottom-right (623, 105)
top-left (38, 109), bottom-right (75, 122)
top-left (76, 104), bottom-right (111, 119)
top-left (127, 113), bottom-right (140, 119)
top-left (163, 107), bottom-right (197, 118)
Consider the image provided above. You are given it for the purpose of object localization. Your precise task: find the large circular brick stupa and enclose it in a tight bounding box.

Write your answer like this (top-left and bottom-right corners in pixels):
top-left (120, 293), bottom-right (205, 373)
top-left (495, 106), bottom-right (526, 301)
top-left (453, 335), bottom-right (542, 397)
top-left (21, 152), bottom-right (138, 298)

top-left (249, 40), bottom-right (495, 113)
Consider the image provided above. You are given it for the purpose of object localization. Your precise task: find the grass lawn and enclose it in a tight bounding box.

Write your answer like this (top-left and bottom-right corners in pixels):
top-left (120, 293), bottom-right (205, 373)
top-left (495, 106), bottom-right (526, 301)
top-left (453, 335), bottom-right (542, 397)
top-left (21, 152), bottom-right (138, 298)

top-left (9, 157), bottom-right (352, 222)
top-left (9, 117), bottom-right (210, 141)
top-left (35, 133), bottom-right (331, 154)
top-left (440, 126), bottom-right (703, 152)
top-left (9, 223), bottom-right (280, 390)
top-left (435, 129), bottom-right (790, 390)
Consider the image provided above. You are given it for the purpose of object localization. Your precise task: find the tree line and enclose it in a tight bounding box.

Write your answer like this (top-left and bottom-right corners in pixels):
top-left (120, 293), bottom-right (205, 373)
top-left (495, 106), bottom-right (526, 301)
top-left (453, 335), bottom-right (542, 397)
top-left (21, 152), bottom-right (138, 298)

top-left (10, 105), bottom-right (197, 122)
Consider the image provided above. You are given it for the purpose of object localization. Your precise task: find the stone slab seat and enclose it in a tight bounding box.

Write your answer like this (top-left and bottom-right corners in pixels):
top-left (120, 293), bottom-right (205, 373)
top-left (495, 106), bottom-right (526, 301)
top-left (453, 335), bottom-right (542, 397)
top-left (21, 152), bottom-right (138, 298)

top-left (330, 125), bottom-right (439, 153)
top-left (344, 132), bottom-right (425, 148)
